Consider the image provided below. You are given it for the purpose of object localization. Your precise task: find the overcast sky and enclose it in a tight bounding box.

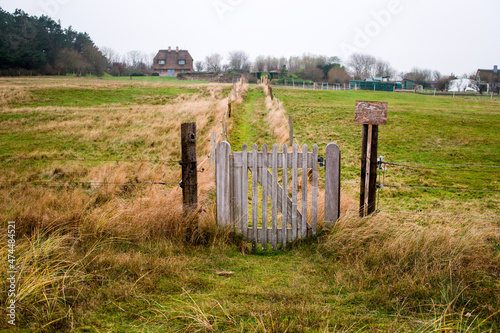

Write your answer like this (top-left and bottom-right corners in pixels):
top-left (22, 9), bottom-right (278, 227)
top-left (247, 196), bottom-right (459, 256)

top-left (2, 0), bottom-right (499, 75)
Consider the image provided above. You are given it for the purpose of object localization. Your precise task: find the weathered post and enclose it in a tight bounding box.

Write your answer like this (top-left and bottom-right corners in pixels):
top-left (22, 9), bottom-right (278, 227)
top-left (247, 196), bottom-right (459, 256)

top-left (181, 122), bottom-right (198, 214)
top-left (288, 115), bottom-right (294, 147)
top-left (210, 132), bottom-right (216, 167)
top-left (324, 143), bottom-right (341, 225)
top-left (355, 101), bottom-right (387, 217)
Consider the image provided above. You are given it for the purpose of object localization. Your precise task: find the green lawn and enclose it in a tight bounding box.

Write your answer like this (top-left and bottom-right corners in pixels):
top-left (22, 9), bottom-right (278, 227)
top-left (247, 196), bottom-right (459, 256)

top-left (274, 88), bottom-right (499, 217)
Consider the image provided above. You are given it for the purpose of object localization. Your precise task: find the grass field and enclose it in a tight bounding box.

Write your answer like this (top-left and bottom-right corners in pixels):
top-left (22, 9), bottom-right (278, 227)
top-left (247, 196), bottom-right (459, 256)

top-left (0, 77), bottom-right (499, 332)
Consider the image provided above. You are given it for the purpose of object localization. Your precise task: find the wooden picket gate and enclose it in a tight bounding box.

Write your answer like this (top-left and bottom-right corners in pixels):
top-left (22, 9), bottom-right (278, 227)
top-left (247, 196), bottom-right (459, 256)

top-left (216, 142), bottom-right (340, 250)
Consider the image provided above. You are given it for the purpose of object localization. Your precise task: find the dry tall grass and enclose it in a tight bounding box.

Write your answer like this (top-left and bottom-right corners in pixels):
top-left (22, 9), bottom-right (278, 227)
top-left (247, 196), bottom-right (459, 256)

top-left (320, 204), bottom-right (500, 325)
top-left (258, 83), bottom-right (289, 144)
top-left (0, 79), bottom-right (245, 329)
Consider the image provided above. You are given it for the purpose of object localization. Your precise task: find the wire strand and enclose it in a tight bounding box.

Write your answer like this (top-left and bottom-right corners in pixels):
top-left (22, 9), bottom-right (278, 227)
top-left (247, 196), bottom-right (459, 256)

top-left (379, 210), bottom-right (500, 221)
top-left (0, 182), bottom-right (180, 188)
top-left (382, 161), bottom-right (500, 168)
top-left (382, 184), bottom-right (499, 193)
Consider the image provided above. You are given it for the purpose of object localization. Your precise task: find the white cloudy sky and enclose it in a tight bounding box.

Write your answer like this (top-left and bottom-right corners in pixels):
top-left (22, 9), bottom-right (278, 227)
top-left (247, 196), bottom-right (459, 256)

top-left (2, 0), bottom-right (499, 75)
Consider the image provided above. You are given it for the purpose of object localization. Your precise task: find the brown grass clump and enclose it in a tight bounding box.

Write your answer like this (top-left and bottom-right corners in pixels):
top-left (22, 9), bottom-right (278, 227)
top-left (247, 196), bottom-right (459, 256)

top-left (320, 206), bottom-right (500, 324)
top-left (257, 83), bottom-right (289, 144)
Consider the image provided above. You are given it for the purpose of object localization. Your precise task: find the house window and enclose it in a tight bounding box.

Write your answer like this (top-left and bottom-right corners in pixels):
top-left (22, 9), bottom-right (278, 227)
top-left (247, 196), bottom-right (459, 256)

top-left (160, 69), bottom-right (163, 75)
top-left (178, 59), bottom-right (186, 66)
top-left (181, 70), bottom-right (185, 73)
top-left (158, 59), bottom-right (166, 65)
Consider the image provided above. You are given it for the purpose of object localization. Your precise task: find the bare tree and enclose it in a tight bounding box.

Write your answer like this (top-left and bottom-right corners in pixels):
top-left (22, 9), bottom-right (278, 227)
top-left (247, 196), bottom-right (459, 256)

top-left (265, 56), bottom-right (280, 71)
top-left (347, 53), bottom-right (377, 80)
top-left (195, 61), bottom-right (204, 72)
top-left (374, 59), bottom-right (395, 77)
top-left (100, 46), bottom-right (120, 65)
top-left (205, 53), bottom-right (223, 72)
top-left (404, 67), bottom-right (432, 85)
top-left (253, 55), bottom-right (266, 72)
top-left (228, 51), bottom-right (251, 71)
top-left (432, 70), bottom-right (442, 81)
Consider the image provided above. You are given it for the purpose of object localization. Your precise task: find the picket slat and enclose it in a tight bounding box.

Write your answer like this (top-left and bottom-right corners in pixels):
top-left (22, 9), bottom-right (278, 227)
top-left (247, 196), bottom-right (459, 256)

top-left (282, 144), bottom-right (288, 249)
top-left (262, 144), bottom-right (268, 250)
top-left (302, 144), bottom-right (308, 238)
top-left (292, 145), bottom-right (298, 239)
top-left (252, 144), bottom-right (258, 250)
top-left (216, 142), bottom-right (231, 227)
top-left (312, 144), bottom-right (318, 235)
top-left (241, 144), bottom-right (248, 237)
top-left (271, 144), bottom-right (278, 250)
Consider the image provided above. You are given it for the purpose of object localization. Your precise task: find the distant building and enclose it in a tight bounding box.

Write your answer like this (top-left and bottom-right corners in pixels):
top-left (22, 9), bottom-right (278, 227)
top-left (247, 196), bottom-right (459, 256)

top-left (153, 47), bottom-right (194, 77)
top-left (349, 76), bottom-right (403, 91)
top-left (477, 65), bottom-right (499, 93)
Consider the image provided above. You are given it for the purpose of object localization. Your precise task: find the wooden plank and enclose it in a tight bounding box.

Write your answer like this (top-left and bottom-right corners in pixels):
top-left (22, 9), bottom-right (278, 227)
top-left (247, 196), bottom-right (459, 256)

top-left (324, 143), bottom-right (341, 225)
top-left (257, 169), bottom-right (302, 224)
top-left (369, 126), bottom-right (379, 215)
top-left (359, 125), bottom-right (368, 217)
top-left (312, 144), bottom-right (318, 235)
top-left (233, 153), bottom-right (242, 234)
top-left (363, 124), bottom-right (373, 216)
top-left (241, 144), bottom-right (248, 238)
top-left (301, 144), bottom-right (308, 238)
top-left (271, 144), bottom-right (278, 250)
top-left (262, 144), bottom-right (268, 250)
top-left (210, 132), bottom-right (216, 167)
top-left (282, 144), bottom-right (288, 249)
top-left (233, 152), bottom-right (316, 169)
top-left (252, 144), bottom-right (258, 250)
top-left (292, 145), bottom-right (298, 240)
top-left (359, 125), bottom-right (379, 216)
top-left (216, 141), bottom-right (231, 227)
top-left (230, 153), bottom-right (236, 227)
top-left (289, 116), bottom-right (294, 147)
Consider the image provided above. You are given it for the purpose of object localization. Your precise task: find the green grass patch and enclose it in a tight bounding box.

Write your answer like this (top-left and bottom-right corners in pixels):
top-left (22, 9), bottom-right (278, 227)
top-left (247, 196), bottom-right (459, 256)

top-left (274, 88), bottom-right (500, 216)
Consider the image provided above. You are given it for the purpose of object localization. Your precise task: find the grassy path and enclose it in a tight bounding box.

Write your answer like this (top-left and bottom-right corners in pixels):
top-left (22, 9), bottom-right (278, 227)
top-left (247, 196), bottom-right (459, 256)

top-left (228, 87), bottom-right (275, 149)
top-left (85, 244), bottom-right (416, 332)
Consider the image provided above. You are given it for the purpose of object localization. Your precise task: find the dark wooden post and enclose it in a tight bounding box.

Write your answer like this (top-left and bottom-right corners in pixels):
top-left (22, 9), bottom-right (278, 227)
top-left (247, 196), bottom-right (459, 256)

top-left (355, 101), bottom-right (387, 217)
top-left (181, 122), bottom-right (198, 214)
top-left (288, 115), bottom-right (294, 147)
top-left (359, 124), bottom-right (379, 216)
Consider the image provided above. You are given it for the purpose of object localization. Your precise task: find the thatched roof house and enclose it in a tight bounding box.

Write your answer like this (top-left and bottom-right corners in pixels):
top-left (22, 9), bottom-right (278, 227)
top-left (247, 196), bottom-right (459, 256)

top-left (153, 47), bottom-right (193, 77)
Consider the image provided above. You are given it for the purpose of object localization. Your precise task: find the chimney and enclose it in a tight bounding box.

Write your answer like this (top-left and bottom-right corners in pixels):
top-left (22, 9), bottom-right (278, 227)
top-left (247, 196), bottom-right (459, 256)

top-left (168, 46), bottom-right (171, 52)
top-left (494, 65), bottom-right (498, 74)
top-left (176, 46), bottom-right (179, 52)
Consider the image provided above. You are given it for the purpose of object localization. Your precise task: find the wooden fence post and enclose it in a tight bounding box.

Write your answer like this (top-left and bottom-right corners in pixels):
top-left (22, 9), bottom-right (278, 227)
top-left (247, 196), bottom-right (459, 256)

top-left (354, 101), bottom-right (387, 217)
top-left (288, 116), bottom-right (294, 147)
top-left (181, 122), bottom-right (198, 214)
top-left (210, 132), bottom-right (216, 167)
top-left (324, 143), bottom-right (341, 225)
top-left (216, 141), bottom-right (231, 227)
top-left (359, 125), bottom-right (378, 216)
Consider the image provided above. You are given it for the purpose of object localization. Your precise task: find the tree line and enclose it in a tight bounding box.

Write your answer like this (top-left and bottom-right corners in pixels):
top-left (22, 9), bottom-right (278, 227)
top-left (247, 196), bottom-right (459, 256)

top-left (1, 7), bottom-right (480, 91)
top-left (0, 8), bottom-right (106, 76)
top-left (199, 51), bottom-right (461, 89)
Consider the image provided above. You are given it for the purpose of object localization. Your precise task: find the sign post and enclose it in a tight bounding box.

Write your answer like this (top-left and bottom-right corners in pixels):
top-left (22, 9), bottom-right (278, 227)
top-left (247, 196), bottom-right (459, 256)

top-left (355, 101), bottom-right (387, 217)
